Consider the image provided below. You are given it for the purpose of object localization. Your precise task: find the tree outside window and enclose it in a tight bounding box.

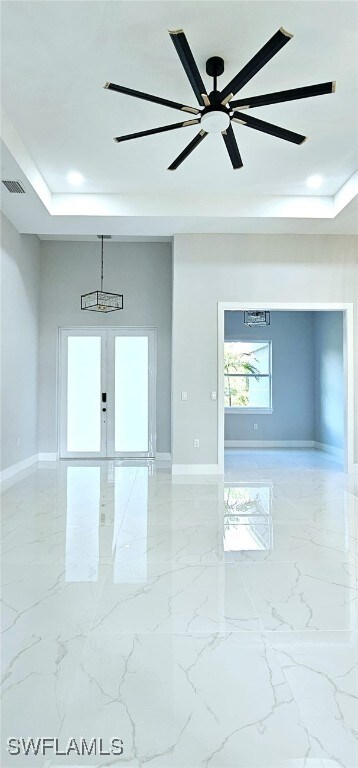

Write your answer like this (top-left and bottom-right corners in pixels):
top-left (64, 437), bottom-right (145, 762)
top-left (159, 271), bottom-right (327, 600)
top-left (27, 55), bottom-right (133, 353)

top-left (224, 341), bottom-right (271, 409)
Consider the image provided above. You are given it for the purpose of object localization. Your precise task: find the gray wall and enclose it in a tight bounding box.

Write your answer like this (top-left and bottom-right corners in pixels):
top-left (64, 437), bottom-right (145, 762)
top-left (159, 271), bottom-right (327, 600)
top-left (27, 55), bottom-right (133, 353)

top-left (172, 234), bottom-right (358, 467)
top-left (38, 240), bottom-right (172, 455)
top-left (225, 311), bottom-right (315, 442)
top-left (1, 213), bottom-right (40, 470)
top-left (314, 311), bottom-right (344, 449)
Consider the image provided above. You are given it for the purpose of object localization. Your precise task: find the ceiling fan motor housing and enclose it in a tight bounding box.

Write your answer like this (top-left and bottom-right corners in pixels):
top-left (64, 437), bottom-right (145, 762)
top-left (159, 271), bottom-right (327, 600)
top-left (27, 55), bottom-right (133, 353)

top-left (206, 56), bottom-right (225, 78)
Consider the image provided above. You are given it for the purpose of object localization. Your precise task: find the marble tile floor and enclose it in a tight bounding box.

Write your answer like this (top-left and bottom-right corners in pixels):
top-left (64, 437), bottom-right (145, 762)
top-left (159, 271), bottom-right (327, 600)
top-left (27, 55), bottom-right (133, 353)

top-left (1, 450), bottom-right (357, 768)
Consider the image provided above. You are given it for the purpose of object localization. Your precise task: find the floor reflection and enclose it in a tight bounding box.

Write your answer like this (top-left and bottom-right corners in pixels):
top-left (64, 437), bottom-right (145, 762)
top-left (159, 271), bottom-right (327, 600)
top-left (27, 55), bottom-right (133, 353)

top-left (114, 466), bottom-right (148, 583)
top-left (64, 469), bottom-right (276, 581)
top-left (224, 483), bottom-right (272, 551)
top-left (65, 466), bottom-right (100, 581)
top-left (65, 464), bottom-right (149, 583)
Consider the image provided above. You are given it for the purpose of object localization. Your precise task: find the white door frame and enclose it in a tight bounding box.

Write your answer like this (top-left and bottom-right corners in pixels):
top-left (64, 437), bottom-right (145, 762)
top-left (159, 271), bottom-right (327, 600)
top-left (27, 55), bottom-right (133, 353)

top-left (217, 302), bottom-right (354, 474)
top-left (58, 326), bottom-right (157, 459)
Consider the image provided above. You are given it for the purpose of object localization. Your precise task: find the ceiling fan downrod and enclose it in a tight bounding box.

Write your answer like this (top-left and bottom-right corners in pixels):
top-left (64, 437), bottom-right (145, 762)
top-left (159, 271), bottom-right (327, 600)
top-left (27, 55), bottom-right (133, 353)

top-left (206, 56), bottom-right (225, 95)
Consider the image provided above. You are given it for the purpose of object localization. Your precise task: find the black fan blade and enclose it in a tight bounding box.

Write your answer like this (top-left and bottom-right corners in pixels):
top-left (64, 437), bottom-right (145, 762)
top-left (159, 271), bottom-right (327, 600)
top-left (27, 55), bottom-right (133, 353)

top-left (231, 81), bottom-right (336, 109)
top-left (221, 27), bottom-right (293, 104)
top-left (232, 111), bottom-right (306, 144)
top-left (104, 82), bottom-right (200, 115)
top-left (168, 129), bottom-right (207, 170)
top-left (169, 29), bottom-right (209, 107)
top-left (114, 119), bottom-right (200, 143)
top-left (222, 124), bottom-right (243, 169)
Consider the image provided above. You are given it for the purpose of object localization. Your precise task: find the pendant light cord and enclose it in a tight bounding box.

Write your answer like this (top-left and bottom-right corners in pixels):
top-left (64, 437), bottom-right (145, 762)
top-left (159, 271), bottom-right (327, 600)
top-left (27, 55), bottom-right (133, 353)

top-left (100, 235), bottom-right (104, 292)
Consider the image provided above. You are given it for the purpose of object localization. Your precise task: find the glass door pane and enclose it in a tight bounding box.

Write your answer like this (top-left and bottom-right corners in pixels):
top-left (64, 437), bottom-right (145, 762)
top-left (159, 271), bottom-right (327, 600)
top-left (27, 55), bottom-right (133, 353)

top-left (60, 328), bottom-right (155, 458)
top-left (67, 336), bottom-right (102, 453)
top-left (114, 336), bottom-right (149, 453)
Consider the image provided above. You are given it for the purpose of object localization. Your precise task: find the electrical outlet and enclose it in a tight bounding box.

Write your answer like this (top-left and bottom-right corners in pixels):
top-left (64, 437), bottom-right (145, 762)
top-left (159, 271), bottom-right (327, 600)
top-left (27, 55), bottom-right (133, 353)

top-left (181, 391), bottom-right (188, 401)
top-left (253, 424), bottom-right (258, 431)
top-left (16, 437), bottom-right (21, 447)
top-left (193, 438), bottom-right (200, 448)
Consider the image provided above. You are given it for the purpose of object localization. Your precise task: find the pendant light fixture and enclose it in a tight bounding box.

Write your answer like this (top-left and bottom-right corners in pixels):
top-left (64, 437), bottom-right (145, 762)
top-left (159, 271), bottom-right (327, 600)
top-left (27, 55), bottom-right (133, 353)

top-left (81, 235), bottom-right (123, 312)
top-left (244, 311), bottom-right (270, 327)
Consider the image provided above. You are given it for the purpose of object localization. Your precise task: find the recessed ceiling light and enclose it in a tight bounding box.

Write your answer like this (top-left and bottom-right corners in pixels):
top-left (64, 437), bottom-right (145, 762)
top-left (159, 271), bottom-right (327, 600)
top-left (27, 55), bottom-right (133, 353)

top-left (67, 171), bottom-right (84, 186)
top-left (306, 174), bottom-right (323, 189)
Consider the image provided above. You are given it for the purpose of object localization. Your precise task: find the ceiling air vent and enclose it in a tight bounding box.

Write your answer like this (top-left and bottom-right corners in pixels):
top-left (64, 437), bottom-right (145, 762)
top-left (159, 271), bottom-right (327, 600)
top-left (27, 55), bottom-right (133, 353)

top-left (1, 180), bottom-right (26, 193)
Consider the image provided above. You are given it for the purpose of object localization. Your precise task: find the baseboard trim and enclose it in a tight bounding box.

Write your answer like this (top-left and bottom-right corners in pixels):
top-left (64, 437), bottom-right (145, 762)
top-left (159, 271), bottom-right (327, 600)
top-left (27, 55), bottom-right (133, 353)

top-left (172, 464), bottom-right (219, 475)
top-left (225, 440), bottom-right (314, 449)
top-left (314, 442), bottom-right (344, 458)
top-left (156, 452), bottom-right (172, 462)
top-left (38, 452), bottom-right (58, 461)
top-left (0, 453), bottom-right (38, 488)
top-left (1, 452), bottom-right (59, 490)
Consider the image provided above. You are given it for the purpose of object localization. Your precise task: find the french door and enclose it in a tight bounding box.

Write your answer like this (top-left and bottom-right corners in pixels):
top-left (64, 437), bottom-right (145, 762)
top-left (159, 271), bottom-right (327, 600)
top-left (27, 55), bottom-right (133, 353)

top-left (59, 328), bottom-right (156, 459)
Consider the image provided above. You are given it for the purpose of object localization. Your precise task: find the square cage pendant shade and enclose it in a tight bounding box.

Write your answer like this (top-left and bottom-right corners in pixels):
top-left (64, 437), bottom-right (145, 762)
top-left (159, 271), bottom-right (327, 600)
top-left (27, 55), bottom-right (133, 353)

top-left (81, 290), bottom-right (123, 312)
top-left (81, 235), bottom-right (123, 313)
top-left (244, 310), bottom-right (270, 327)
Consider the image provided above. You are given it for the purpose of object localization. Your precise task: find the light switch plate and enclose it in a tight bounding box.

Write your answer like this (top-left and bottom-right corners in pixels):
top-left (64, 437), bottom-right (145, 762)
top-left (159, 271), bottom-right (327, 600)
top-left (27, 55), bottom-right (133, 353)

top-left (210, 391), bottom-right (217, 400)
top-left (181, 391), bottom-right (188, 401)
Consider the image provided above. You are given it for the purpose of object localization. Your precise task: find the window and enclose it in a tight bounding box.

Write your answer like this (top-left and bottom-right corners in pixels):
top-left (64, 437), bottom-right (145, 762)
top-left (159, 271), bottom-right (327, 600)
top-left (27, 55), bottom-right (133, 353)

top-left (224, 340), bottom-right (272, 412)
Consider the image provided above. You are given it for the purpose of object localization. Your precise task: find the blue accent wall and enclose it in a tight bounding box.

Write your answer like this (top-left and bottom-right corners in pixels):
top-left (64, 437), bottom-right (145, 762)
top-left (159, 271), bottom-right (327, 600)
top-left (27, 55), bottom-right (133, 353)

top-left (225, 311), bottom-right (315, 441)
top-left (225, 310), bottom-right (344, 446)
top-left (313, 312), bottom-right (344, 449)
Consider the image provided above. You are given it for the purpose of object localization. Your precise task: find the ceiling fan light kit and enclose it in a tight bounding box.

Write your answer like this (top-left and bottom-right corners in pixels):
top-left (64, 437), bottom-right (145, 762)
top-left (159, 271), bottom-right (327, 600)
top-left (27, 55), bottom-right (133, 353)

top-left (105, 26), bottom-right (335, 170)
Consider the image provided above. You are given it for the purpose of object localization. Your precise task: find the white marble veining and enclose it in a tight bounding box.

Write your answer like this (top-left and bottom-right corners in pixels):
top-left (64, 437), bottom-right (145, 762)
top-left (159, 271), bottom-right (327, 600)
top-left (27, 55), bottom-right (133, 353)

top-left (268, 631), bottom-right (358, 768)
top-left (238, 560), bottom-right (357, 631)
top-left (1, 449), bottom-right (357, 767)
top-left (58, 631), bottom-right (322, 767)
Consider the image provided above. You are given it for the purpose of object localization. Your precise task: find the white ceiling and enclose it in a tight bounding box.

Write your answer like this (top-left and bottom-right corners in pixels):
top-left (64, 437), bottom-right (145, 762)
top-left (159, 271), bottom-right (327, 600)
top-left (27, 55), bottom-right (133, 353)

top-left (1, 0), bottom-right (357, 236)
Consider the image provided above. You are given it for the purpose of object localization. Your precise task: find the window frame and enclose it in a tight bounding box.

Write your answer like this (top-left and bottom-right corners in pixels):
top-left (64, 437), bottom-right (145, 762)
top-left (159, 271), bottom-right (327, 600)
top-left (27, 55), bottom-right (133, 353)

top-left (224, 339), bottom-right (273, 415)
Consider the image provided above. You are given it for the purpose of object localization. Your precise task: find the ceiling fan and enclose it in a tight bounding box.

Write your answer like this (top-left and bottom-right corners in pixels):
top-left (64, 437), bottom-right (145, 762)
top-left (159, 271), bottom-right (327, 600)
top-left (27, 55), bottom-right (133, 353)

top-left (104, 27), bottom-right (335, 170)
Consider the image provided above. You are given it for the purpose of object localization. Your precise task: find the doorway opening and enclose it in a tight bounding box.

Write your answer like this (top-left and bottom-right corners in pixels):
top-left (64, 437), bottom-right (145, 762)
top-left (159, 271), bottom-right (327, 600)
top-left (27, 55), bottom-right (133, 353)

top-left (218, 303), bottom-right (354, 473)
top-left (59, 327), bottom-right (156, 459)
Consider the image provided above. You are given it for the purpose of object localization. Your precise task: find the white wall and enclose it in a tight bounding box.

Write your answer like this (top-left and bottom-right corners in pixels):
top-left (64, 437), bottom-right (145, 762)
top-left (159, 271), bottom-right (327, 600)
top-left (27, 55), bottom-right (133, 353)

top-left (38, 240), bottom-right (172, 455)
top-left (0, 212), bottom-right (40, 470)
top-left (225, 311), bottom-right (315, 442)
top-left (172, 234), bottom-right (358, 468)
top-left (314, 311), bottom-right (344, 449)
